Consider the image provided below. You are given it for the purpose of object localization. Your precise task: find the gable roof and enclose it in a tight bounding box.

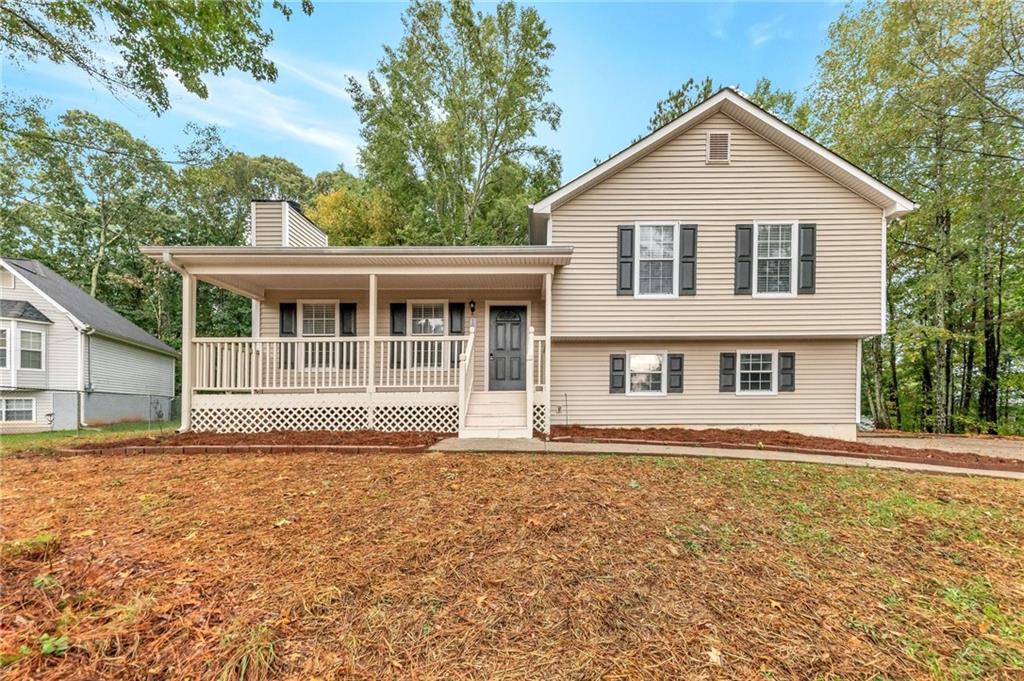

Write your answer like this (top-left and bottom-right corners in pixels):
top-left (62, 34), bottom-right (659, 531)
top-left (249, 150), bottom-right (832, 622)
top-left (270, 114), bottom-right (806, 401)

top-left (1, 258), bottom-right (178, 357)
top-left (0, 299), bottom-right (53, 324)
top-left (529, 87), bottom-right (916, 243)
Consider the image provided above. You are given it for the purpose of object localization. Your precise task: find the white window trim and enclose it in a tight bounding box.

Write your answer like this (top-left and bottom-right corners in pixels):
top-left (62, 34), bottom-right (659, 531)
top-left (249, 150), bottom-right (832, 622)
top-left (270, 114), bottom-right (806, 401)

top-left (625, 350), bottom-right (668, 396)
top-left (736, 349), bottom-right (779, 396)
top-left (633, 222), bottom-right (680, 299)
top-left (1, 396), bottom-right (36, 422)
top-left (0, 324), bottom-right (8, 369)
top-left (407, 299), bottom-right (448, 336)
top-left (752, 219), bottom-right (799, 298)
top-left (18, 327), bottom-right (45, 371)
top-left (297, 299), bottom-right (339, 337)
top-left (705, 130), bottom-right (731, 164)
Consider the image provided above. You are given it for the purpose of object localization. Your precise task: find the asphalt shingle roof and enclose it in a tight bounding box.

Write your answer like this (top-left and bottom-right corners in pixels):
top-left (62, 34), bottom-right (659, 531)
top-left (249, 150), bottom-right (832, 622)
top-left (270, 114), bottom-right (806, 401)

top-left (0, 299), bottom-right (53, 324)
top-left (1, 258), bottom-right (177, 356)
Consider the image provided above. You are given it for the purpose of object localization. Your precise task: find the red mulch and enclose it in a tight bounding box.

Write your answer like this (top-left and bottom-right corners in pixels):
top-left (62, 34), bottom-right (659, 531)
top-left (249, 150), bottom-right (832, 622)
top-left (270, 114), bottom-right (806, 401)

top-left (551, 425), bottom-right (1024, 473)
top-left (69, 430), bottom-right (446, 451)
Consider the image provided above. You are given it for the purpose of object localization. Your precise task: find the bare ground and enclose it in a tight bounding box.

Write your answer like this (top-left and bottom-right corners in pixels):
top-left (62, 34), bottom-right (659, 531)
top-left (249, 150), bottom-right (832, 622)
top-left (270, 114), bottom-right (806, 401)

top-left (1, 450), bottom-right (1022, 679)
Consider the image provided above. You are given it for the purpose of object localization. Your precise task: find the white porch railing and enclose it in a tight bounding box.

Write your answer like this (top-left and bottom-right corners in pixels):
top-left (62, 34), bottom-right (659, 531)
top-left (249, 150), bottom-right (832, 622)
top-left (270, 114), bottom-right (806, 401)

top-left (192, 336), bottom-right (469, 392)
top-left (525, 326), bottom-right (535, 433)
top-left (457, 328), bottom-right (477, 431)
top-left (532, 335), bottom-right (547, 392)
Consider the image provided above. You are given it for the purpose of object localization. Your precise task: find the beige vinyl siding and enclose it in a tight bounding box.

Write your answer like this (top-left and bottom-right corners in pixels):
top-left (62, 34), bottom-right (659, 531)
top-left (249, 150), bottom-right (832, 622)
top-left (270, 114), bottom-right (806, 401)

top-left (87, 335), bottom-right (175, 397)
top-left (260, 289), bottom-right (545, 391)
top-left (550, 112), bottom-right (884, 337)
top-left (286, 206), bottom-right (329, 247)
top-left (0, 267), bottom-right (78, 392)
top-left (550, 338), bottom-right (857, 428)
top-left (252, 202), bottom-right (285, 246)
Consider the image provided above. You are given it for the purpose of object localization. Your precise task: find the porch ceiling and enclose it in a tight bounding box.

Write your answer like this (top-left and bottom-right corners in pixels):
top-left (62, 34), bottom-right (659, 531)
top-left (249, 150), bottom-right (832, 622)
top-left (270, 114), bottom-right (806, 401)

top-left (141, 246), bottom-right (567, 300)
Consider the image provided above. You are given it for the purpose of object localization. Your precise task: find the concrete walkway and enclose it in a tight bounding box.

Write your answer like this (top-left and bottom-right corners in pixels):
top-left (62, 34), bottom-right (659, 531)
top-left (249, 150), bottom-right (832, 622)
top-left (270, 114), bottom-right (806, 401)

top-left (431, 438), bottom-right (1024, 481)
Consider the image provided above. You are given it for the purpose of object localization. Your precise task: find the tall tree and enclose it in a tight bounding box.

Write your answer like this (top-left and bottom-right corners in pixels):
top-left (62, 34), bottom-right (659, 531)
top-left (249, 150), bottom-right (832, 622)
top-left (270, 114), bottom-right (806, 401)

top-left (348, 0), bottom-right (562, 246)
top-left (809, 0), bottom-right (1023, 434)
top-left (0, 0), bottom-right (312, 112)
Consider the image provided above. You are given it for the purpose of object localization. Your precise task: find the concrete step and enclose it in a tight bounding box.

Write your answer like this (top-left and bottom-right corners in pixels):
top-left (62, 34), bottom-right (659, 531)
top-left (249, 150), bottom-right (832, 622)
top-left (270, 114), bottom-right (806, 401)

top-left (458, 426), bottom-right (533, 439)
top-left (468, 391), bottom-right (526, 406)
top-left (464, 414), bottom-right (528, 428)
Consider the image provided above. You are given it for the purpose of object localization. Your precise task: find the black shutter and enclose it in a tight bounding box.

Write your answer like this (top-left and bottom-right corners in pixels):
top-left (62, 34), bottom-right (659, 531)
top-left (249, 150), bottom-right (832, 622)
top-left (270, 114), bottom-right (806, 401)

top-left (679, 225), bottom-right (697, 295)
top-left (340, 303), bottom-right (357, 336)
top-left (278, 302), bottom-right (297, 369)
top-left (609, 354), bottom-right (626, 393)
top-left (279, 302), bottom-right (297, 337)
top-left (735, 225), bottom-right (753, 294)
top-left (448, 302), bottom-right (466, 368)
top-left (389, 302), bottom-right (406, 368)
top-left (667, 353), bottom-right (684, 393)
top-left (779, 352), bottom-right (796, 392)
top-left (719, 352), bottom-right (736, 392)
top-left (448, 302), bottom-right (465, 334)
top-left (798, 224), bottom-right (816, 294)
top-left (617, 225), bottom-right (634, 295)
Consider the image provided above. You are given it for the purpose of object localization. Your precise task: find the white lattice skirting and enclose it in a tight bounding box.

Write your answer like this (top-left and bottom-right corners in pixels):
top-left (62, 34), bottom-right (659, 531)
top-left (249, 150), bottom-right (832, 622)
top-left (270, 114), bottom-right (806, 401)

top-left (532, 403), bottom-right (548, 434)
top-left (191, 393), bottom-right (458, 433)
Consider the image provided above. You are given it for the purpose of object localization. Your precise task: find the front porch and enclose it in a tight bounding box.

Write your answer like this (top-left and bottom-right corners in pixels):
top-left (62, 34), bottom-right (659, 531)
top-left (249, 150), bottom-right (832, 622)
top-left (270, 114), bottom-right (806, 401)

top-left (144, 245), bottom-right (572, 437)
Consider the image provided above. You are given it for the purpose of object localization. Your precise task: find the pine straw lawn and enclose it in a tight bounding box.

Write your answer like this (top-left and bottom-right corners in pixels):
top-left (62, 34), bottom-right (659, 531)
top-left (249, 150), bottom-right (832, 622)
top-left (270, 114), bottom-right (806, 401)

top-left (1, 451), bottom-right (1023, 679)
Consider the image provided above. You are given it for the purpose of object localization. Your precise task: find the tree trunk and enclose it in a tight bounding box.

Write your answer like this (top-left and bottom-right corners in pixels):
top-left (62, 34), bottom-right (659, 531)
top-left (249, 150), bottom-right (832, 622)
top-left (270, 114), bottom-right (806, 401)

top-left (921, 343), bottom-right (934, 433)
top-left (886, 293), bottom-right (902, 428)
top-left (978, 265), bottom-right (999, 432)
top-left (870, 337), bottom-right (890, 429)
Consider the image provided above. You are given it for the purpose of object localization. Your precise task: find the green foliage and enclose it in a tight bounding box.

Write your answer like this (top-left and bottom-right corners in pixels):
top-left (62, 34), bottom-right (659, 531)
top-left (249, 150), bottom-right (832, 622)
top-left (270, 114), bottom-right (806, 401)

top-left (647, 76), bottom-right (810, 133)
top-left (1, 533), bottom-right (60, 560)
top-left (37, 633), bottom-right (68, 656)
top-left (809, 0), bottom-right (1024, 434)
top-left (0, 0), bottom-right (312, 112)
top-left (347, 0), bottom-right (562, 245)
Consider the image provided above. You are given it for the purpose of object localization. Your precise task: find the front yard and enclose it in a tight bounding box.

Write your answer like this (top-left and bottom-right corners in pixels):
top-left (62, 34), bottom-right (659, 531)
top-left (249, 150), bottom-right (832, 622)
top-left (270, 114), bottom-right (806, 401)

top-left (1, 450), bottom-right (1022, 679)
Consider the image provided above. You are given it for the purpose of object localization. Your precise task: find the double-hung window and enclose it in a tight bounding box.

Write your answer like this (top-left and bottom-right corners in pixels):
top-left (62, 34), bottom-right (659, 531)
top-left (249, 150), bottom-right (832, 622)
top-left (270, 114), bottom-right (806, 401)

top-left (636, 224), bottom-right (677, 297)
top-left (738, 351), bottom-right (776, 394)
top-left (301, 302), bottom-right (336, 368)
top-left (0, 328), bottom-right (7, 368)
top-left (627, 353), bottom-right (665, 394)
top-left (410, 301), bottom-right (445, 367)
top-left (1, 397), bottom-right (34, 422)
top-left (754, 221), bottom-right (797, 295)
top-left (19, 329), bottom-right (43, 370)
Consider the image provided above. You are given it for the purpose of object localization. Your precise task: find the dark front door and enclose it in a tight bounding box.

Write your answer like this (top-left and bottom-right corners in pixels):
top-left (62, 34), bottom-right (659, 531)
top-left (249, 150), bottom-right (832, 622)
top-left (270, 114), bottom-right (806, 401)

top-left (489, 305), bottom-right (527, 391)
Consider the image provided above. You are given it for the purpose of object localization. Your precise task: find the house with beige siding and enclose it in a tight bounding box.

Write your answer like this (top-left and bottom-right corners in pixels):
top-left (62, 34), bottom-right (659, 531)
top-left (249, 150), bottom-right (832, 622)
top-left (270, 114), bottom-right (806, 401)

top-left (0, 258), bottom-right (178, 433)
top-left (146, 88), bottom-right (914, 441)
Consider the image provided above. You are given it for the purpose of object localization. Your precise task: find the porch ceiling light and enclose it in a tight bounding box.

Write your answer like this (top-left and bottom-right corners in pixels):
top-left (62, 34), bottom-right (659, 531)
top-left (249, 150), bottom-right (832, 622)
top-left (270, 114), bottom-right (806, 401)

top-left (469, 299), bottom-right (476, 313)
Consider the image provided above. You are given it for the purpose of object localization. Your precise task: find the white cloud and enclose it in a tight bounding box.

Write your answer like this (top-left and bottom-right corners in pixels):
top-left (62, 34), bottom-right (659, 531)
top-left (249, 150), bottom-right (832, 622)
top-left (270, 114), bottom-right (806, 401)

top-left (707, 2), bottom-right (736, 40)
top-left (271, 50), bottom-right (368, 103)
top-left (167, 74), bottom-right (360, 166)
top-left (746, 16), bottom-right (793, 47)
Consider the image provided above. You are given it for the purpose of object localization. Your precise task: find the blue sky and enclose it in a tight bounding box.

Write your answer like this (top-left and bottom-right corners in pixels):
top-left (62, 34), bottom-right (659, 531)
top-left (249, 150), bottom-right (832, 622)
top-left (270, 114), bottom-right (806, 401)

top-left (3, 1), bottom-right (847, 182)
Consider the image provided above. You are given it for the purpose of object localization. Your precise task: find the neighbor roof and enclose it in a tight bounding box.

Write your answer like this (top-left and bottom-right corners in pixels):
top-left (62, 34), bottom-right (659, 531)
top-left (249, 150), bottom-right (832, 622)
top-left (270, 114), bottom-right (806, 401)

top-left (528, 87), bottom-right (917, 244)
top-left (1, 258), bottom-right (178, 356)
top-left (0, 299), bottom-right (53, 324)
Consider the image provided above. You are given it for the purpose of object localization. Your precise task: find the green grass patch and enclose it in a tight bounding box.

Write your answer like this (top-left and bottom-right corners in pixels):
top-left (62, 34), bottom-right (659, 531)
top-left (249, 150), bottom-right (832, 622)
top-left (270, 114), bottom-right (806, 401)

top-left (1, 533), bottom-right (60, 561)
top-left (0, 419), bottom-right (180, 455)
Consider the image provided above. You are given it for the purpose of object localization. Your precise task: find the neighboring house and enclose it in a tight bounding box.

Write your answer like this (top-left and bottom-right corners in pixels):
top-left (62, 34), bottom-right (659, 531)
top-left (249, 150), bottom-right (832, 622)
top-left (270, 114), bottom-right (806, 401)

top-left (145, 88), bottom-right (915, 441)
top-left (0, 258), bottom-right (178, 434)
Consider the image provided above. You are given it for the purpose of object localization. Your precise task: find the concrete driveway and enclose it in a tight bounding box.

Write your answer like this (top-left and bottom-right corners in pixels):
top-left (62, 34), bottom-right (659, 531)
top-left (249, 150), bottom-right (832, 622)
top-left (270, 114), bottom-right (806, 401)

top-left (859, 433), bottom-right (1024, 461)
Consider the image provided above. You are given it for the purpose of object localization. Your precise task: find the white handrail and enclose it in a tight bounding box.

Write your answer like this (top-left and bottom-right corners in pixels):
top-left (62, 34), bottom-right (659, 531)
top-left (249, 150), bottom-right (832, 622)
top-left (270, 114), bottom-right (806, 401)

top-left (457, 328), bottom-right (476, 431)
top-left (525, 326), bottom-right (535, 435)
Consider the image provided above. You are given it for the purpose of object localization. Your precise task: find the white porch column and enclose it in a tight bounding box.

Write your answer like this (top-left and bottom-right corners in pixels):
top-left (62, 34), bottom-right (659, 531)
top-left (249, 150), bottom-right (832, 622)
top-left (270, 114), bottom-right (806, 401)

top-left (544, 271), bottom-right (552, 398)
top-left (180, 271), bottom-right (196, 432)
top-left (368, 273), bottom-right (377, 393)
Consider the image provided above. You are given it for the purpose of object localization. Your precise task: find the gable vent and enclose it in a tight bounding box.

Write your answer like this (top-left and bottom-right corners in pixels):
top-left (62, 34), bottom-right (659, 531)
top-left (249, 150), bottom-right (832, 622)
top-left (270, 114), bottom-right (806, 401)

top-left (707, 131), bottom-right (730, 163)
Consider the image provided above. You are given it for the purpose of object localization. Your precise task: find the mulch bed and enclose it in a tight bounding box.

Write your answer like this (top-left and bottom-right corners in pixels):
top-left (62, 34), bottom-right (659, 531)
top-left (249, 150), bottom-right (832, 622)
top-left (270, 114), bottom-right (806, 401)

top-left (551, 425), bottom-right (1024, 473)
top-left (1, 451), bottom-right (1022, 679)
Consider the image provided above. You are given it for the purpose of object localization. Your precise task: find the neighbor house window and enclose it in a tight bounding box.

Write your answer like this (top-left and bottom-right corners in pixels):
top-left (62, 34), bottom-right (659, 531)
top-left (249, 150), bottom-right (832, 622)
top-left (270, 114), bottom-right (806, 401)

top-left (0, 329), bottom-right (7, 368)
top-left (754, 222), bottom-right (796, 295)
top-left (301, 303), bottom-right (336, 336)
top-left (636, 224), bottom-right (677, 296)
top-left (1, 398), bottom-right (34, 422)
top-left (738, 352), bottom-right (775, 394)
top-left (19, 329), bottom-right (43, 369)
top-left (627, 353), bottom-right (665, 394)
top-left (410, 302), bottom-right (445, 367)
